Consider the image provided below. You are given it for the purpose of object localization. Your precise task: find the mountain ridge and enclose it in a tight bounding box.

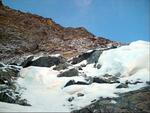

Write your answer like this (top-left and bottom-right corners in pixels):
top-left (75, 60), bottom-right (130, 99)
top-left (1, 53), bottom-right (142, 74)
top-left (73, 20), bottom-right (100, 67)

top-left (0, 1), bottom-right (120, 61)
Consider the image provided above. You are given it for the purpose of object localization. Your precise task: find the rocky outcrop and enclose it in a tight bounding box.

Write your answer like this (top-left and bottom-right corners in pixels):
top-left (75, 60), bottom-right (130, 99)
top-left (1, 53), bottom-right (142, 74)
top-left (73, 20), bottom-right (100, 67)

top-left (21, 55), bottom-right (66, 67)
top-left (70, 51), bottom-right (96, 64)
top-left (70, 48), bottom-right (123, 65)
top-left (84, 74), bottom-right (120, 84)
top-left (0, 1), bottom-right (119, 62)
top-left (53, 63), bottom-right (70, 71)
top-left (86, 50), bottom-right (102, 64)
top-left (0, 85), bottom-right (30, 106)
top-left (71, 86), bottom-right (150, 113)
top-left (57, 68), bottom-right (79, 77)
top-left (20, 56), bottom-right (34, 67)
top-left (64, 80), bottom-right (89, 87)
top-left (63, 74), bottom-right (120, 88)
top-left (0, 48), bottom-right (149, 112)
top-left (0, 66), bottom-right (20, 85)
top-left (70, 50), bottom-right (103, 65)
top-left (116, 83), bottom-right (128, 88)
top-left (0, 65), bottom-right (30, 106)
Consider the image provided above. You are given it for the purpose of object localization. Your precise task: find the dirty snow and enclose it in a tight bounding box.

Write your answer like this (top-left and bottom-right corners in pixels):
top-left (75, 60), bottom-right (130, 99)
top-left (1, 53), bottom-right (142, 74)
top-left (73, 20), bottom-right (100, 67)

top-left (0, 40), bottom-right (149, 112)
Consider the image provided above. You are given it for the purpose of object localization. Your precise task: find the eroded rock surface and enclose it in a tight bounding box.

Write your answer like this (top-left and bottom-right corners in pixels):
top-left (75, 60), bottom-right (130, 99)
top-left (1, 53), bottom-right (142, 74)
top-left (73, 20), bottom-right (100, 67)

top-left (71, 86), bottom-right (150, 113)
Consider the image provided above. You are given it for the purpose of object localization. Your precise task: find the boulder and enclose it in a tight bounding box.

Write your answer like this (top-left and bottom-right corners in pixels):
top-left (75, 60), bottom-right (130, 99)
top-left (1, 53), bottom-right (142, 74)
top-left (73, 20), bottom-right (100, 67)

top-left (22, 56), bottom-right (66, 67)
top-left (64, 80), bottom-right (89, 87)
top-left (93, 77), bottom-right (107, 83)
top-left (70, 50), bottom-right (103, 65)
top-left (125, 80), bottom-right (143, 85)
top-left (116, 83), bottom-right (128, 88)
top-left (84, 76), bottom-right (119, 84)
top-left (64, 80), bottom-right (75, 87)
top-left (57, 68), bottom-right (79, 77)
top-left (53, 63), bottom-right (70, 71)
top-left (76, 81), bottom-right (89, 85)
top-left (20, 56), bottom-right (34, 68)
top-left (0, 86), bottom-right (31, 106)
top-left (70, 50), bottom-right (95, 64)
top-left (87, 50), bottom-right (102, 64)
top-left (103, 74), bottom-right (120, 83)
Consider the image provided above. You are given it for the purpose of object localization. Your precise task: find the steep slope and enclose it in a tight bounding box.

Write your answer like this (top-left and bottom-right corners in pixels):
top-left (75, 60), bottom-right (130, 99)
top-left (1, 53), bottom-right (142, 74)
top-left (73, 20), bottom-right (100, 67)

top-left (0, 40), bottom-right (149, 112)
top-left (0, 1), bottom-right (119, 61)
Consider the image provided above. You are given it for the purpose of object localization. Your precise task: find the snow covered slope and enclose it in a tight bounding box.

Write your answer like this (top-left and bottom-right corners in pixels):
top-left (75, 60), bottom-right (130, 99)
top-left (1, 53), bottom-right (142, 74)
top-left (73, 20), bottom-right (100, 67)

top-left (0, 40), bottom-right (149, 112)
top-left (83, 40), bottom-right (149, 81)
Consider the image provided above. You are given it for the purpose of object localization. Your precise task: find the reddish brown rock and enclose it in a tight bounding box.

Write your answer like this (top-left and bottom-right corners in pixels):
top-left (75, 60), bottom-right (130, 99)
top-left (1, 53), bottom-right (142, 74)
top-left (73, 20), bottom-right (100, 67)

top-left (0, 1), bottom-right (120, 62)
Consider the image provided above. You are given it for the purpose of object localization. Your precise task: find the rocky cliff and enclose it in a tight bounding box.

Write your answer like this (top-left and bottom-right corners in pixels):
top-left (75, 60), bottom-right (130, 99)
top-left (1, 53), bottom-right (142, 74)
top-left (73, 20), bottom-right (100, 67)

top-left (0, 1), bottom-right (119, 62)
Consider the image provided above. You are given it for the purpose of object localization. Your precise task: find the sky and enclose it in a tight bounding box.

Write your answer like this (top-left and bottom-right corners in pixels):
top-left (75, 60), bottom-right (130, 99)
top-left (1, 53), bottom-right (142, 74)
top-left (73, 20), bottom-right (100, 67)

top-left (3, 0), bottom-right (150, 43)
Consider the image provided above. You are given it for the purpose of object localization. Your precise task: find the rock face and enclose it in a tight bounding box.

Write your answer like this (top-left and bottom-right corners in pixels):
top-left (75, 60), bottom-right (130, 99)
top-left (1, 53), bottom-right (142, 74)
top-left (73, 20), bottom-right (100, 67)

top-left (70, 50), bottom-right (103, 65)
top-left (57, 68), bottom-right (79, 77)
top-left (86, 50), bottom-right (102, 64)
top-left (0, 1), bottom-right (119, 62)
top-left (84, 75), bottom-right (120, 84)
top-left (72, 86), bottom-right (150, 113)
top-left (21, 55), bottom-right (66, 67)
top-left (70, 51), bottom-right (96, 64)
top-left (0, 85), bottom-right (30, 106)
top-left (0, 66), bottom-right (19, 85)
top-left (20, 56), bottom-right (34, 67)
top-left (0, 65), bottom-right (30, 106)
top-left (116, 83), bottom-right (128, 88)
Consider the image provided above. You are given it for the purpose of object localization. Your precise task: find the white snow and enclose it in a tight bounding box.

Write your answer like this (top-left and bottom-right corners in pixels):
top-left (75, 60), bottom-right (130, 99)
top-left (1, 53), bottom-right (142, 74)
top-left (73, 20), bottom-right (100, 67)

top-left (16, 66), bottom-right (93, 112)
top-left (79, 63), bottom-right (99, 77)
top-left (0, 40), bottom-right (149, 112)
top-left (82, 40), bottom-right (149, 80)
top-left (99, 40), bottom-right (149, 76)
top-left (0, 102), bottom-right (31, 112)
